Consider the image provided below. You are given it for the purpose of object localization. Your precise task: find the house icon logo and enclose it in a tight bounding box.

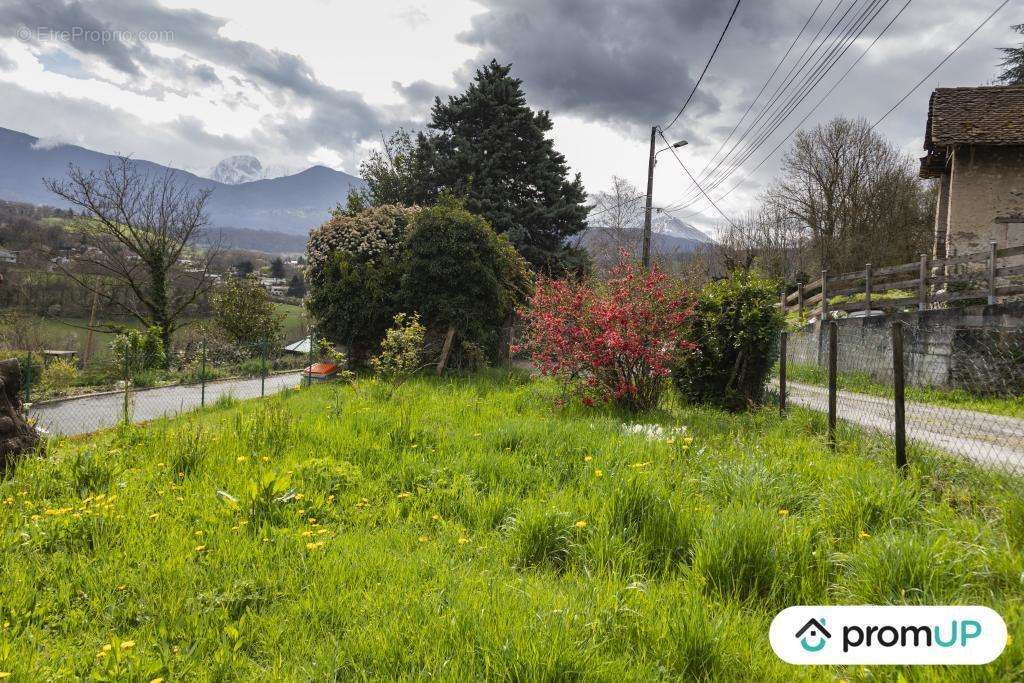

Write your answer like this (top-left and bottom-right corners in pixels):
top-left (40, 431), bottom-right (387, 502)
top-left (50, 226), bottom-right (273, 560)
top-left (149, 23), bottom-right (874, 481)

top-left (795, 618), bottom-right (831, 652)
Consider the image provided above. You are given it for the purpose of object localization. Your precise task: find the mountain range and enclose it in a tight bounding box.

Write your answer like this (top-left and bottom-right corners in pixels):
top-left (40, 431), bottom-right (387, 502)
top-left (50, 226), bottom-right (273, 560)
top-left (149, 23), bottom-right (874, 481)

top-left (0, 126), bottom-right (713, 256)
top-left (0, 127), bottom-right (364, 235)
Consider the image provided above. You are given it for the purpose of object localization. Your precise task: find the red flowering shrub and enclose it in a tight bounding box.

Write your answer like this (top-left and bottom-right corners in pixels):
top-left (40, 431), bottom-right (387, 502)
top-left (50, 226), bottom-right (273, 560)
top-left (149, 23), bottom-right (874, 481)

top-left (516, 256), bottom-right (694, 412)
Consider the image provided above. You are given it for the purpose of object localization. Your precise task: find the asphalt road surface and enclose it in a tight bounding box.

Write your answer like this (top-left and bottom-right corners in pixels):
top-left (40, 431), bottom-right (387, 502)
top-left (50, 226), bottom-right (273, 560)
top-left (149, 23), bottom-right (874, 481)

top-left (782, 380), bottom-right (1024, 469)
top-left (29, 372), bottom-right (305, 437)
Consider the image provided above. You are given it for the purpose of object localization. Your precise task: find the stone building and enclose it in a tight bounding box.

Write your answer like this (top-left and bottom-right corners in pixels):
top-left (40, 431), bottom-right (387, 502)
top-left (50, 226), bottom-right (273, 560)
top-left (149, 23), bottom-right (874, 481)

top-left (920, 85), bottom-right (1024, 260)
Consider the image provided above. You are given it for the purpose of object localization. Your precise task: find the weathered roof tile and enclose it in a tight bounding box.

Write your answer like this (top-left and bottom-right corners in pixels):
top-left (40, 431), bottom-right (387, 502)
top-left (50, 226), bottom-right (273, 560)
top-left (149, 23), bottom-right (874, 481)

top-left (924, 85), bottom-right (1024, 149)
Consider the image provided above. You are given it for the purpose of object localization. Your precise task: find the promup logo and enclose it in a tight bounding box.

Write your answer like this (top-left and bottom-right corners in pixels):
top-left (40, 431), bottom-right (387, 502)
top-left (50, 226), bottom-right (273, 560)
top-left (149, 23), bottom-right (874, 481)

top-left (770, 606), bottom-right (1007, 665)
top-left (795, 618), bottom-right (831, 652)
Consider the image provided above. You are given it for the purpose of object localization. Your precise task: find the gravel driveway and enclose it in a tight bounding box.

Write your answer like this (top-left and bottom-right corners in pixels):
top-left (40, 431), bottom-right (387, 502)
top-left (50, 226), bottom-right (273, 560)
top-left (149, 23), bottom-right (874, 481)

top-left (782, 380), bottom-right (1024, 469)
top-left (29, 372), bottom-right (305, 437)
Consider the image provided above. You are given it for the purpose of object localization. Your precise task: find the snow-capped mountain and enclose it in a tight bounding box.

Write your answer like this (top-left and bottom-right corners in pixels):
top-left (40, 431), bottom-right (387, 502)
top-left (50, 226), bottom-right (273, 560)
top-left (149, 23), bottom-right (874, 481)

top-left (651, 212), bottom-right (714, 243)
top-left (209, 155), bottom-right (265, 185)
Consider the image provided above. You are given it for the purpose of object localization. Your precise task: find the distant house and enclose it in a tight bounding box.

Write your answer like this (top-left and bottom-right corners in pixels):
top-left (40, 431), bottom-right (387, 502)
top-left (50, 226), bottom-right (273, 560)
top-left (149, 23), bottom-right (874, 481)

top-left (920, 85), bottom-right (1024, 260)
top-left (0, 248), bottom-right (17, 264)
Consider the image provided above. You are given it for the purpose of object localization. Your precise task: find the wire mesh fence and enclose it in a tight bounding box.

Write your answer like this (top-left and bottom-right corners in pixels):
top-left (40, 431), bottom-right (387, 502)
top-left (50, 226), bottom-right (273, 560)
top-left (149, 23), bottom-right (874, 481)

top-left (16, 332), bottom-right (324, 437)
top-left (777, 316), bottom-right (1024, 475)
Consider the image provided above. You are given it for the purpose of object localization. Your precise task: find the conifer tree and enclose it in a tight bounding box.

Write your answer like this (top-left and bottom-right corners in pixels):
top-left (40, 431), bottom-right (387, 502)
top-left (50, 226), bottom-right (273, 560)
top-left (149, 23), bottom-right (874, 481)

top-left (417, 61), bottom-right (589, 272)
top-left (997, 24), bottom-right (1024, 85)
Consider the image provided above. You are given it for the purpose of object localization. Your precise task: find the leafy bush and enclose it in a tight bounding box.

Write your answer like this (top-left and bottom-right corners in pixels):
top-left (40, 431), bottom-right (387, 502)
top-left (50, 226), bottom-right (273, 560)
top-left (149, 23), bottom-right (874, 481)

top-left (672, 271), bottom-right (784, 411)
top-left (110, 326), bottom-right (166, 374)
top-left (40, 358), bottom-right (78, 396)
top-left (370, 313), bottom-right (426, 383)
top-left (517, 255), bottom-right (693, 412)
top-left (401, 195), bottom-right (531, 363)
top-left (212, 275), bottom-right (284, 350)
top-left (305, 205), bottom-right (419, 361)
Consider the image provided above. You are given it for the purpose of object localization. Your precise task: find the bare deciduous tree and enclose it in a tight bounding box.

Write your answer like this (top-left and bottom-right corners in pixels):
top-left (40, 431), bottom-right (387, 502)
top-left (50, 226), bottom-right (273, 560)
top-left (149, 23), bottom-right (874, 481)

top-left (765, 117), bottom-right (933, 274)
top-left (44, 157), bottom-right (220, 358)
top-left (582, 176), bottom-right (646, 273)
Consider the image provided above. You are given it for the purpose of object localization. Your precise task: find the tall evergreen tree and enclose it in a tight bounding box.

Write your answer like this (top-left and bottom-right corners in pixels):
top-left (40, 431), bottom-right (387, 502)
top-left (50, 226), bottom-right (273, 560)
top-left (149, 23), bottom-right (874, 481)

top-left (997, 24), bottom-right (1024, 85)
top-left (416, 61), bottom-right (589, 272)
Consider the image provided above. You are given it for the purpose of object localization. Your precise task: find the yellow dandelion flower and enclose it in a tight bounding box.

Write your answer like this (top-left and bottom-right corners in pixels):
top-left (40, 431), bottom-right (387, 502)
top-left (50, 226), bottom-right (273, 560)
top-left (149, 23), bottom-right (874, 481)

top-left (584, 455), bottom-right (593, 462)
top-left (0, 673), bottom-right (10, 679)
top-left (148, 512), bottom-right (159, 520)
top-left (295, 493), bottom-right (305, 500)
top-left (235, 456), bottom-right (248, 463)
top-left (101, 644), bottom-right (112, 652)
top-left (431, 514), bottom-right (440, 521)
top-left (194, 530), bottom-right (204, 536)
top-left (194, 545), bottom-right (208, 553)
top-left (458, 537), bottom-right (469, 544)
top-left (305, 541), bottom-right (324, 550)
top-left (1007, 634), bottom-right (1014, 646)
top-left (150, 678), bottom-right (165, 683)
top-left (327, 495), bottom-right (335, 502)
top-left (397, 492), bottom-right (412, 499)
top-left (301, 530), bottom-right (314, 537)
top-left (858, 531), bottom-right (871, 540)
top-left (778, 509), bottom-right (789, 517)
top-left (418, 535), bottom-right (430, 542)
top-left (261, 456), bottom-right (270, 462)
top-left (120, 640), bottom-right (135, 650)
top-left (574, 520), bottom-right (588, 528)
top-left (594, 469), bottom-right (604, 478)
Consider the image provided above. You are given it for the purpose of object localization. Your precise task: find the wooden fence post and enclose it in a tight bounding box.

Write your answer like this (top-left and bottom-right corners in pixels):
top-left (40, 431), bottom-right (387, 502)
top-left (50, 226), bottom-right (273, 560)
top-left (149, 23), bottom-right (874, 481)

top-left (892, 319), bottom-right (907, 471)
top-left (918, 253), bottom-right (928, 311)
top-left (779, 331), bottom-right (787, 417)
top-left (780, 288), bottom-right (787, 314)
top-left (988, 240), bottom-right (998, 305)
top-left (797, 281), bottom-right (804, 319)
top-left (436, 325), bottom-right (456, 375)
top-left (827, 320), bottom-right (837, 451)
top-left (864, 262), bottom-right (873, 312)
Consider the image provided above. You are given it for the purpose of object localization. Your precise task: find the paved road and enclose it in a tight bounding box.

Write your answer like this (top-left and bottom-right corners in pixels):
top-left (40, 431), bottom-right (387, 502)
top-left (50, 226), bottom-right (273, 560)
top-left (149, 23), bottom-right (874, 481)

top-left (29, 372), bottom-right (305, 437)
top-left (781, 380), bottom-right (1024, 469)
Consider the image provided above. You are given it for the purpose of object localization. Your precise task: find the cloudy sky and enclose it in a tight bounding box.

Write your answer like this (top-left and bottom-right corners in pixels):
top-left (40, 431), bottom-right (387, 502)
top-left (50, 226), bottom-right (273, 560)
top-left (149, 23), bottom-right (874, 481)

top-left (0, 0), bottom-right (1018, 232)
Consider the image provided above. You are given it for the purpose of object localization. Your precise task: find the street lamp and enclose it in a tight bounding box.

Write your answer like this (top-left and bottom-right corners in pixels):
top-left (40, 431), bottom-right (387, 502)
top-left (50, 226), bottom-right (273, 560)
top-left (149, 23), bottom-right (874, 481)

top-left (643, 127), bottom-right (687, 268)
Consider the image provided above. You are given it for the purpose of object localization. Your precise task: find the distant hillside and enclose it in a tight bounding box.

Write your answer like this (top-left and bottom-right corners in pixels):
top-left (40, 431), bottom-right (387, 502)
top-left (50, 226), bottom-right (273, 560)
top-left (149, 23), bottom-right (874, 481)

top-left (201, 226), bottom-right (309, 254)
top-left (578, 213), bottom-right (713, 260)
top-left (0, 127), bottom-right (365, 234)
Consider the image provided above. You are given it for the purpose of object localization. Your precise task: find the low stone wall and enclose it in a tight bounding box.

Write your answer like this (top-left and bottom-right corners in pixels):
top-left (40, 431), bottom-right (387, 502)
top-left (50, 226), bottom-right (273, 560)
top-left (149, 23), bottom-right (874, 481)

top-left (787, 302), bottom-right (1024, 395)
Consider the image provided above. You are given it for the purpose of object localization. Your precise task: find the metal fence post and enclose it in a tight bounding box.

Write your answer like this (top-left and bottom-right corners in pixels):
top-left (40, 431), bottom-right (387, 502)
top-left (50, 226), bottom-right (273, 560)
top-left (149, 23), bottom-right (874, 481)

top-left (23, 352), bottom-right (32, 404)
top-left (892, 319), bottom-right (907, 471)
top-left (827, 320), bottom-right (837, 451)
top-left (779, 331), bottom-right (787, 417)
top-left (864, 263), bottom-right (873, 312)
top-left (306, 329), bottom-right (314, 387)
top-left (122, 349), bottom-right (131, 426)
top-left (200, 338), bottom-right (207, 408)
top-left (918, 253), bottom-right (928, 311)
top-left (988, 240), bottom-right (998, 306)
top-left (260, 339), bottom-right (267, 398)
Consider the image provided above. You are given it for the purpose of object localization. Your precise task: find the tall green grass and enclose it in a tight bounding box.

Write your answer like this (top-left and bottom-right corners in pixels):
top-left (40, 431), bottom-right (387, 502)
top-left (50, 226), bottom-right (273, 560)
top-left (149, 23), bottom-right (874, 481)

top-left (0, 370), bottom-right (1020, 679)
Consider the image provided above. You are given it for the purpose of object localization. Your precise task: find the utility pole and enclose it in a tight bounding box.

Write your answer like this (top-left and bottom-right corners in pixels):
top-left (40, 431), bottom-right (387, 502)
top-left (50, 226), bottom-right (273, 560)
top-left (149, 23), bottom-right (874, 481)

top-left (642, 125), bottom-right (657, 269)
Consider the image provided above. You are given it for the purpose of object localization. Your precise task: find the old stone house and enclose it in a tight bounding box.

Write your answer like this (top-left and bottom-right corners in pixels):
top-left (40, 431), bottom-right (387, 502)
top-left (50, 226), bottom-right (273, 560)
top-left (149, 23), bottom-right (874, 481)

top-left (920, 85), bottom-right (1024, 260)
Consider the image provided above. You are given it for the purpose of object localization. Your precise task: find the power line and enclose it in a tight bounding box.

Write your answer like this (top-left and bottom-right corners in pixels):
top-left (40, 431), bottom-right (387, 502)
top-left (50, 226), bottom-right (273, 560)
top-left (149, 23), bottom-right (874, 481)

top-left (667, 0), bottom-right (892, 210)
top-left (662, 0), bottom-right (744, 132)
top-left (665, 0), bottom-right (895, 212)
top-left (683, 0), bottom-right (829, 194)
top-left (670, 0), bottom-right (915, 217)
top-left (870, 0), bottom-right (1011, 129)
top-left (658, 130), bottom-right (741, 229)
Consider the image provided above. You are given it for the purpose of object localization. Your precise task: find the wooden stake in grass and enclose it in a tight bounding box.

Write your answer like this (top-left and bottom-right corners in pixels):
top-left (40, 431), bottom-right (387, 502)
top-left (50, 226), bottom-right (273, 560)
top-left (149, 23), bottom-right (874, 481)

top-left (436, 326), bottom-right (456, 375)
top-left (779, 331), bottom-right (787, 417)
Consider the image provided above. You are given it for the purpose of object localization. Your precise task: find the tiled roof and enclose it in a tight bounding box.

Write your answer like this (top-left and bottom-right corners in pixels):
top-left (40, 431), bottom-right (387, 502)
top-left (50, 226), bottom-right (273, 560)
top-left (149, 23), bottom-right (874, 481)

top-left (925, 85), bottom-right (1024, 149)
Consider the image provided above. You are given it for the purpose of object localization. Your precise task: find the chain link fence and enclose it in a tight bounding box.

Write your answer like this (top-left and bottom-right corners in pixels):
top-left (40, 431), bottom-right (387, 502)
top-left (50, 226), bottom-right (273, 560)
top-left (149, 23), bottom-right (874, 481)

top-left (776, 316), bottom-right (1024, 475)
top-left (14, 332), bottom-right (324, 437)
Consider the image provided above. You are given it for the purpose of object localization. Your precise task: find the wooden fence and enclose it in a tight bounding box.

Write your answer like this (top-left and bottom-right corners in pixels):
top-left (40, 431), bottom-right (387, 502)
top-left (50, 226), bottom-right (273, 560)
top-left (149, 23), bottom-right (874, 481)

top-left (780, 241), bottom-right (1024, 321)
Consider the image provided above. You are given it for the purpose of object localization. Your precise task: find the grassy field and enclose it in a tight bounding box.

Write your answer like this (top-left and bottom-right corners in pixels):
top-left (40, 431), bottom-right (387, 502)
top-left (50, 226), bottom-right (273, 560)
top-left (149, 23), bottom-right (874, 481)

top-left (786, 362), bottom-right (1024, 419)
top-left (1, 372), bottom-right (1021, 679)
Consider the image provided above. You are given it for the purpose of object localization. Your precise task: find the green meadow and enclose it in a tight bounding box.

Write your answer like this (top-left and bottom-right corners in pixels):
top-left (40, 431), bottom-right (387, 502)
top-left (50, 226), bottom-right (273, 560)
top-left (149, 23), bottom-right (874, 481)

top-left (1, 371), bottom-right (1021, 680)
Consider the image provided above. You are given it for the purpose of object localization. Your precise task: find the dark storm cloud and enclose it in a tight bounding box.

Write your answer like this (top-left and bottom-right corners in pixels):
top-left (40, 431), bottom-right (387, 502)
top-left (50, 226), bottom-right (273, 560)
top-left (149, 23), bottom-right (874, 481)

top-left (453, 0), bottom-right (803, 133)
